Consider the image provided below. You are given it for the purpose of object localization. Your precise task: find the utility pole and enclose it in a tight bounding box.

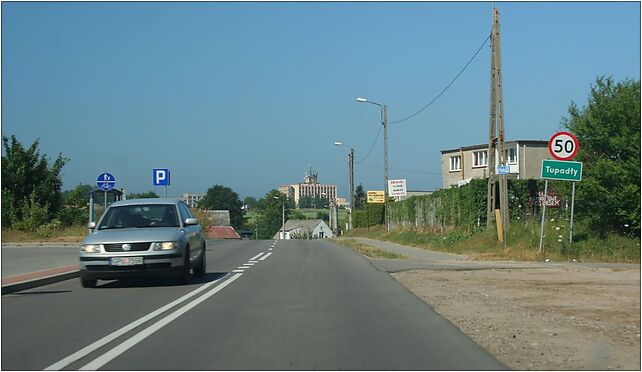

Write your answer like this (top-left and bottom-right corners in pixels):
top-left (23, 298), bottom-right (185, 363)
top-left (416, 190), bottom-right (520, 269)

top-left (348, 147), bottom-right (355, 230)
top-left (383, 104), bottom-right (389, 232)
top-left (486, 7), bottom-right (510, 242)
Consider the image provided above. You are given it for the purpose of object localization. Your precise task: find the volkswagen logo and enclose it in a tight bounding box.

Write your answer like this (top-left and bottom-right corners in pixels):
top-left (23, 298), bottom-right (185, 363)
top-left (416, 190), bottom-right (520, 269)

top-left (122, 244), bottom-right (131, 251)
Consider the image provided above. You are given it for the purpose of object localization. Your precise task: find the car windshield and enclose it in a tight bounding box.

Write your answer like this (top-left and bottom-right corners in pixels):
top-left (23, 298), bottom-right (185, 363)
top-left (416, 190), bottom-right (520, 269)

top-left (98, 204), bottom-right (179, 229)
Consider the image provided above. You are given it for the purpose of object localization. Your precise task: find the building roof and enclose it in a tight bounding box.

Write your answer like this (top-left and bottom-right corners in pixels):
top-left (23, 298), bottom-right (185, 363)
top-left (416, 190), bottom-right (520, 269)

top-left (206, 226), bottom-right (241, 239)
top-left (281, 219), bottom-right (326, 232)
top-left (440, 140), bottom-right (548, 154)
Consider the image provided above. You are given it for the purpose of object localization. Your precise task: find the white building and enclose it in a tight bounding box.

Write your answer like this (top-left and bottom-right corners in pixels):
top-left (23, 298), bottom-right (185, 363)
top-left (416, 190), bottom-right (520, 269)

top-left (182, 193), bottom-right (205, 209)
top-left (279, 166), bottom-right (337, 208)
top-left (273, 219), bottom-right (334, 239)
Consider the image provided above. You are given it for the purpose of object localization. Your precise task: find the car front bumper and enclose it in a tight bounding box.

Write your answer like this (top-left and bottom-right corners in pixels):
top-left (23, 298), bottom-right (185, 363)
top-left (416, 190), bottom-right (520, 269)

top-left (79, 252), bottom-right (184, 280)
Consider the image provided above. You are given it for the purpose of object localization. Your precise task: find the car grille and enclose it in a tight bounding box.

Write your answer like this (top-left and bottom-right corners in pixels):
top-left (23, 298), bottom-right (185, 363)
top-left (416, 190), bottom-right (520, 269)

top-left (104, 242), bottom-right (152, 252)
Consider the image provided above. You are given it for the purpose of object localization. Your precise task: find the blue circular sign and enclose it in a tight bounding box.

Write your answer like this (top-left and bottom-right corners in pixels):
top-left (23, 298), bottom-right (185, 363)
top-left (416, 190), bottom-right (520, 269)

top-left (97, 172), bottom-right (116, 191)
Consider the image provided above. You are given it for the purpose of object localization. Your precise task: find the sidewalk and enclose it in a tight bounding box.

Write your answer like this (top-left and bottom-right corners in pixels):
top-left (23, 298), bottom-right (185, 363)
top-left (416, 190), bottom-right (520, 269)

top-left (344, 237), bottom-right (640, 273)
top-left (1, 244), bottom-right (80, 294)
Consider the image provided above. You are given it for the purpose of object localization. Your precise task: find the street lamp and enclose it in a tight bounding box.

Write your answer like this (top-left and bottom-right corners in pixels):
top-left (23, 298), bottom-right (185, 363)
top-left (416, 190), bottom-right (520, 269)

top-left (273, 196), bottom-right (285, 240)
top-left (356, 96), bottom-right (389, 231)
top-left (334, 141), bottom-right (355, 231)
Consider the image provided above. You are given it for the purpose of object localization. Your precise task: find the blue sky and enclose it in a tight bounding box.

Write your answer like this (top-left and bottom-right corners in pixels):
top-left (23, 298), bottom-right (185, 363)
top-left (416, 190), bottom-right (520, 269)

top-left (2, 2), bottom-right (640, 200)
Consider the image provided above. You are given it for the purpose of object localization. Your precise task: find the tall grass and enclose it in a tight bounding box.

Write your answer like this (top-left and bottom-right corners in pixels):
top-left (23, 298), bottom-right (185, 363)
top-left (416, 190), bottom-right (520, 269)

top-left (2, 225), bottom-right (88, 243)
top-left (344, 219), bottom-right (640, 263)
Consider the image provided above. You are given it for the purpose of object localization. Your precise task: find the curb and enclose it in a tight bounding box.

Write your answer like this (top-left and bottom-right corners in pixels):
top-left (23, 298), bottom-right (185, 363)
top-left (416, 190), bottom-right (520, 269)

top-left (2, 266), bottom-right (79, 295)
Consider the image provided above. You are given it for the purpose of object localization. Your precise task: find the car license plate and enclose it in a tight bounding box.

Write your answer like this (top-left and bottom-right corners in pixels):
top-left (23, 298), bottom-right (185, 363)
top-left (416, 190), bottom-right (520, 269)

top-left (110, 257), bottom-right (143, 266)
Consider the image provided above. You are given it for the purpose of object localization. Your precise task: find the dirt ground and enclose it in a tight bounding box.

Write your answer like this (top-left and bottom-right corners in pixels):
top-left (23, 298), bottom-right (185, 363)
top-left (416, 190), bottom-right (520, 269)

top-left (392, 266), bottom-right (640, 370)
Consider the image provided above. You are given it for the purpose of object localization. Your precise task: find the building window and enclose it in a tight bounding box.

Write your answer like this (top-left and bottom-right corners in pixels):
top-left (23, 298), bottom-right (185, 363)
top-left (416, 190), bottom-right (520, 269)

top-left (505, 146), bottom-right (517, 164)
top-left (472, 150), bottom-right (488, 167)
top-left (449, 155), bottom-right (461, 171)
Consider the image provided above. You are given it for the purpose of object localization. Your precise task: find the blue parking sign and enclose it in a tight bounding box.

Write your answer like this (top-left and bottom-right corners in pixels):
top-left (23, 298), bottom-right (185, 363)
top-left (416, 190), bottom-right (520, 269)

top-left (153, 168), bottom-right (170, 186)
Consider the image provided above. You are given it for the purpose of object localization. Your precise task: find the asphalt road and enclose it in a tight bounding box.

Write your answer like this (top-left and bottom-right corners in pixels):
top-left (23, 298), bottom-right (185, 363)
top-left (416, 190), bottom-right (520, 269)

top-left (2, 239), bottom-right (505, 370)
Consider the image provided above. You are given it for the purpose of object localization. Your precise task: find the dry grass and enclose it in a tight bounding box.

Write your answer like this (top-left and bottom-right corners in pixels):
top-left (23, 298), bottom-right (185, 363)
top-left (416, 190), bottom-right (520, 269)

top-left (2, 225), bottom-right (87, 243)
top-left (335, 238), bottom-right (408, 259)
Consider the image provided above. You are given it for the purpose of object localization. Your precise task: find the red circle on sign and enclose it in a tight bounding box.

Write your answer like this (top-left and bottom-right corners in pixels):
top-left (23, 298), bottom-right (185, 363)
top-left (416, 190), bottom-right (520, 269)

top-left (548, 131), bottom-right (579, 160)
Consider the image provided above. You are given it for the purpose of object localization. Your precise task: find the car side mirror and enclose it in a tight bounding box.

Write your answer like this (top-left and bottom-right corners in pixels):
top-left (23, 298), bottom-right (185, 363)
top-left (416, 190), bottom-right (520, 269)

top-left (88, 221), bottom-right (96, 229)
top-left (184, 218), bottom-right (199, 226)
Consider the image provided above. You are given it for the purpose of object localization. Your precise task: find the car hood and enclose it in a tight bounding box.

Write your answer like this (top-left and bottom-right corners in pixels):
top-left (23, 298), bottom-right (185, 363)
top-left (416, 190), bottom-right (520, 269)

top-left (83, 227), bottom-right (184, 244)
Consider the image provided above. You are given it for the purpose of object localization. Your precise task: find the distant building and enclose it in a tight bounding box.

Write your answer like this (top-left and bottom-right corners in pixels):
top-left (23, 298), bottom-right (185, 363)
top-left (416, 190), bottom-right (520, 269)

top-left (335, 197), bottom-right (349, 208)
top-left (182, 193), bottom-right (205, 209)
top-left (272, 219), bottom-right (334, 239)
top-left (280, 166), bottom-right (337, 208)
top-left (441, 140), bottom-right (549, 188)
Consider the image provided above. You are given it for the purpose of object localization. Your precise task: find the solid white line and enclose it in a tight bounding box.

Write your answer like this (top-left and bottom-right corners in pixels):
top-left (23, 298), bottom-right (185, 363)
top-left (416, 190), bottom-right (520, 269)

top-left (258, 252), bottom-right (273, 261)
top-left (80, 273), bottom-right (243, 370)
top-left (44, 274), bottom-right (229, 370)
top-left (249, 252), bottom-right (265, 261)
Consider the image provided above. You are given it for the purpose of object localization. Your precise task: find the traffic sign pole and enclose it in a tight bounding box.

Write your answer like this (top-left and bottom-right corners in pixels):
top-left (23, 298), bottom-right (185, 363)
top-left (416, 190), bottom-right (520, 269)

top-left (569, 182), bottom-right (576, 243)
top-left (539, 180), bottom-right (548, 253)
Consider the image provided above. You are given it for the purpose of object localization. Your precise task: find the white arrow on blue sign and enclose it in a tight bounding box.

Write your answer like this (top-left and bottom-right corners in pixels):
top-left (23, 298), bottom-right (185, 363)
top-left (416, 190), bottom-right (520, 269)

top-left (96, 172), bottom-right (116, 191)
top-left (153, 168), bottom-right (170, 186)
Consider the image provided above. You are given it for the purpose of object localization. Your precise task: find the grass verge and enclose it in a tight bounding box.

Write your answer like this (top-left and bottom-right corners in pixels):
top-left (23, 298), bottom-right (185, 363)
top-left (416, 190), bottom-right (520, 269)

top-left (335, 238), bottom-right (408, 259)
top-left (2, 226), bottom-right (87, 243)
top-left (344, 220), bottom-right (640, 263)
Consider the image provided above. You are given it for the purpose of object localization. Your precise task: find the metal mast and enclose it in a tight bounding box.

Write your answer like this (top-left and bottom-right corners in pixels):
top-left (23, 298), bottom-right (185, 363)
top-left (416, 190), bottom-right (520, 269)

top-left (487, 7), bottom-right (509, 241)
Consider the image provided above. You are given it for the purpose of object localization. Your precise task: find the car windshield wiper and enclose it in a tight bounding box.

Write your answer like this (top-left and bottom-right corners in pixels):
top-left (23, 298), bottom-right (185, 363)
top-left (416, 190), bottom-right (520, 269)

top-left (98, 226), bottom-right (124, 230)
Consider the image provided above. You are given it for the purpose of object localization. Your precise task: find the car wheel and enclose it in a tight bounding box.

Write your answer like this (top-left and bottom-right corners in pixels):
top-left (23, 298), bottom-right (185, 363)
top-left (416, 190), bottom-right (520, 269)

top-left (194, 246), bottom-right (206, 278)
top-left (81, 277), bottom-right (97, 288)
top-left (176, 247), bottom-right (191, 285)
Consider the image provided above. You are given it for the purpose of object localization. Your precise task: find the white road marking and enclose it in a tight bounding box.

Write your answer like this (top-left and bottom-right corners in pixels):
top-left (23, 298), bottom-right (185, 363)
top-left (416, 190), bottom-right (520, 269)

top-left (249, 252), bottom-right (265, 261)
top-left (45, 274), bottom-right (230, 370)
top-left (248, 260), bottom-right (258, 263)
top-left (245, 263), bottom-right (255, 266)
top-left (232, 270), bottom-right (244, 273)
top-left (79, 273), bottom-right (243, 370)
top-left (238, 266), bottom-right (250, 269)
top-left (259, 252), bottom-right (273, 261)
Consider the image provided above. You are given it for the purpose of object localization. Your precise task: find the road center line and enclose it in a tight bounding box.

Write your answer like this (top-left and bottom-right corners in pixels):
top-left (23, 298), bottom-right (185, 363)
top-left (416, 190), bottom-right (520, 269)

top-left (44, 274), bottom-right (230, 370)
top-left (79, 273), bottom-right (243, 371)
top-left (258, 252), bottom-right (273, 261)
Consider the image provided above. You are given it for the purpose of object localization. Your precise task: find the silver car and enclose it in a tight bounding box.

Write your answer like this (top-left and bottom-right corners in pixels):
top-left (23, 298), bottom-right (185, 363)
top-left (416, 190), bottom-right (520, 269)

top-left (79, 198), bottom-right (206, 288)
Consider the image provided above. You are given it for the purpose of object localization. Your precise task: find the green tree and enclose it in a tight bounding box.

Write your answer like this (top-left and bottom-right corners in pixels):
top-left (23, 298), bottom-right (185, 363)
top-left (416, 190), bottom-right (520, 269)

top-left (299, 195), bottom-right (313, 209)
top-left (243, 196), bottom-right (258, 211)
top-left (562, 76), bottom-right (640, 237)
top-left (354, 184), bottom-right (366, 209)
top-left (1, 135), bottom-right (68, 228)
top-left (198, 185), bottom-right (244, 229)
top-left (128, 191), bottom-right (160, 199)
top-left (254, 189), bottom-right (291, 239)
top-left (59, 183), bottom-right (93, 226)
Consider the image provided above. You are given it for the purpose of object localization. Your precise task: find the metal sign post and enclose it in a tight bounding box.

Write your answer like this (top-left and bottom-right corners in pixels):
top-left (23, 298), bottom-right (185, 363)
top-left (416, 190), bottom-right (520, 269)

top-left (539, 180), bottom-right (549, 253)
top-left (569, 182), bottom-right (576, 243)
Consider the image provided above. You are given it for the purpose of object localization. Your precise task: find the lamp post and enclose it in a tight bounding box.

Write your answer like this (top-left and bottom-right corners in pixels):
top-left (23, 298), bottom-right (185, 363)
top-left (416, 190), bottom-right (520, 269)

top-left (356, 97), bottom-right (389, 231)
top-left (334, 141), bottom-right (355, 231)
top-left (273, 196), bottom-right (285, 239)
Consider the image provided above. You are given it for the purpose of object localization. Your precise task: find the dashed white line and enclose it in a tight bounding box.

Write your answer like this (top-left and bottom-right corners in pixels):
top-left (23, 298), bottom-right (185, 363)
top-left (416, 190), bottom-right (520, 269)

top-left (259, 252), bottom-right (273, 261)
top-left (249, 252), bottom-right (265, 261)
top-left (232, 270), bottom-right (244, 273)
top-left (245, 263), bottom-right (255, 266)
top-left (79, 273), bottom-right (243, 370)
top-left (248, 260), bottom-right (258, 263)
top-left (238, 266), bottom-right (250, 269)
top-left (45, 274), bottom-right (231, 370)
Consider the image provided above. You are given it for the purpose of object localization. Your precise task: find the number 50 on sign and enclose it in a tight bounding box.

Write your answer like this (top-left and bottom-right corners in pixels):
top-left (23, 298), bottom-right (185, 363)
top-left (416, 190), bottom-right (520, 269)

top-left (548, 131), bottom-right (579, 161)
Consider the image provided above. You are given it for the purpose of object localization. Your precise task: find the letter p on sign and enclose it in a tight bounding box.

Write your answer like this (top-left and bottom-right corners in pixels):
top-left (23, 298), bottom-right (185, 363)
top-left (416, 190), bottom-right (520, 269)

top-left (153, 168), bottom-right (170, 186)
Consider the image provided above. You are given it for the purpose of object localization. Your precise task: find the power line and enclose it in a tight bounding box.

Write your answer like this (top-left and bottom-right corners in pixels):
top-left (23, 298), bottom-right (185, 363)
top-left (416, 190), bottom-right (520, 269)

top-left (357, 125), bottom-right (383, 162)
top-left (391, 34), bottom-right (491, 125)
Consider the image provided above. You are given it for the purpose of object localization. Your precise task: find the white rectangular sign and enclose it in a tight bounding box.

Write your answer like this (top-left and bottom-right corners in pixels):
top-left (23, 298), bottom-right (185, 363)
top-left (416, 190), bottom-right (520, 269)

top-left (388, 179), bottom-right (407, 197)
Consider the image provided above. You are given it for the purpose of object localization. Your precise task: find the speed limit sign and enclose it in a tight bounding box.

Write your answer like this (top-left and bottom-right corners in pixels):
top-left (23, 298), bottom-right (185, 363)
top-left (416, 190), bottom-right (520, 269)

top-left (548, 131), bottom-right (579, 160)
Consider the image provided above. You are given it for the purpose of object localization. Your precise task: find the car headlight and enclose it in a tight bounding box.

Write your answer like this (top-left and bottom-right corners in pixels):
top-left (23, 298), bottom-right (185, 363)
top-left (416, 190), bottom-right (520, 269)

top-left (152, 241), bottom-right (177, 251)
top-left (81, 244), bottom-right (103, 253)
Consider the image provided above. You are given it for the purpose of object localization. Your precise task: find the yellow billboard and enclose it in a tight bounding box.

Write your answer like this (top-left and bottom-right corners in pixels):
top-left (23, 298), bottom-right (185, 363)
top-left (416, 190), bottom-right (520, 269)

top-left (367, 190), bottom-right (385, 204)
